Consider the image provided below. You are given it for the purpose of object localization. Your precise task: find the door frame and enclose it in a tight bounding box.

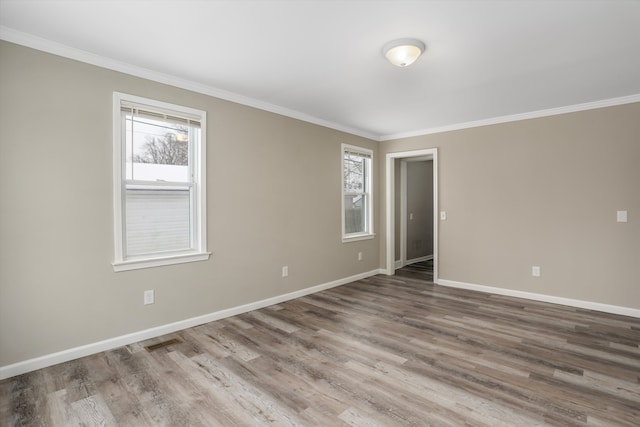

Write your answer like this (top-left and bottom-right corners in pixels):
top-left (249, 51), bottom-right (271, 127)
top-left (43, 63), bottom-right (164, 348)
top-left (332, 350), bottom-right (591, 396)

top-left (385, 148), bottom-right (438, 282)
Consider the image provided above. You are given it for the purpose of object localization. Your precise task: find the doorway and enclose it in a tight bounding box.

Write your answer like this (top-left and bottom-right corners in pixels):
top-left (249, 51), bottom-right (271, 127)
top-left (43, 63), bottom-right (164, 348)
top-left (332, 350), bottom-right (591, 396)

top-left (399, 157), bottom-right (433, 268)
top-left (385, 148), bottom-right (438, 282)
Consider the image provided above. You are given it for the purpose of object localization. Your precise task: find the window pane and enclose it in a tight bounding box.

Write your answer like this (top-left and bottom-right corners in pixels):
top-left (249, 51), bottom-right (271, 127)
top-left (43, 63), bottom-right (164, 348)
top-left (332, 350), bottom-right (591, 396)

top-left (344, 195), bottom-right (367, 234)
top-left (125, 114), bottom-right (190, 182)
top-left (344, 154), bottom-right (365, 193)
top-left (125, 189), bottom-right (191, 256)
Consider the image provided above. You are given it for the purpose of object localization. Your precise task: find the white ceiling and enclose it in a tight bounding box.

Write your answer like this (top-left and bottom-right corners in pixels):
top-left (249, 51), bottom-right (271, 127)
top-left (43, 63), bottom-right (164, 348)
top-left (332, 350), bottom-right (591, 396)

top-left (1, 0), bottom-right (639, 140)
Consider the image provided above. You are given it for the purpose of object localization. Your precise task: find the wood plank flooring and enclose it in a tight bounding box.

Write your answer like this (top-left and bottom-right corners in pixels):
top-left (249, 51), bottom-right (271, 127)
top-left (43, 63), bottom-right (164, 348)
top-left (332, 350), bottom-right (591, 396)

top-left (2, 270), bottom-right (639, 426)
top-left (395, 260), bottom-right (434, 282)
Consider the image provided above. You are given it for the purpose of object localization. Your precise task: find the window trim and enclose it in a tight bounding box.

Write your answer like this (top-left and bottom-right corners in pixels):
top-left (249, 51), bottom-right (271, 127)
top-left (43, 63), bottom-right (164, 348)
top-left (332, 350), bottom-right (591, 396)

top-left (112, 92), bottom-right (209, 272)
top-left (341, 143), bottom-right (375, 242)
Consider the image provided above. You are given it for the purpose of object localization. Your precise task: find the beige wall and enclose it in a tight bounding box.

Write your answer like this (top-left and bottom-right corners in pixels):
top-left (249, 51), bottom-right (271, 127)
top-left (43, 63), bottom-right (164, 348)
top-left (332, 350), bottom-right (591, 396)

top-left (0, 41), bottom-right (379, 367)
top-left (380, 102), bottom-right (640, 309)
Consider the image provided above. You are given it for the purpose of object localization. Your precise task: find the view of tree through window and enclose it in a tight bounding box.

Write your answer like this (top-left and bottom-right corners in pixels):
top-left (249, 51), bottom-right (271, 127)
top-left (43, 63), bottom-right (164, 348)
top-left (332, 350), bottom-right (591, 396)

top-left (344, 153), bottom-right (365, 193)
top-left (133, 127), bottom-right (189, 166)
top-left (125, 114), bottom-right (191, 183)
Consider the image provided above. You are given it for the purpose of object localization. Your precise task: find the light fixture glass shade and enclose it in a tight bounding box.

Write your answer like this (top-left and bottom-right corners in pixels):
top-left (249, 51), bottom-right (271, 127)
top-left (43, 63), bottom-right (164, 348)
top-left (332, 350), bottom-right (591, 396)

top-left (382, 38), bottom-right (426, 67)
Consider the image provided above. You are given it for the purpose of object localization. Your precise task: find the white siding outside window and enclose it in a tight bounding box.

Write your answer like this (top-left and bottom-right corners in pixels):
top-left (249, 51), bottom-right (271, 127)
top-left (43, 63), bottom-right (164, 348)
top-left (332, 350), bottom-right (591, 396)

top-left (125, 189), bottom-right (191, 256)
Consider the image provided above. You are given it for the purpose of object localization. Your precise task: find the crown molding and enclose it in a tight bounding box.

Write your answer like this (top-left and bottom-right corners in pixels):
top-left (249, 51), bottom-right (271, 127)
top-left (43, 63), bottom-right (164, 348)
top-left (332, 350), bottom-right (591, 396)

top-left (379, 94), bottom-right (640, 141)
top-left (2, 26), bottom-right (638, 143)
top-left (0, 26), bottom-right (379, 141)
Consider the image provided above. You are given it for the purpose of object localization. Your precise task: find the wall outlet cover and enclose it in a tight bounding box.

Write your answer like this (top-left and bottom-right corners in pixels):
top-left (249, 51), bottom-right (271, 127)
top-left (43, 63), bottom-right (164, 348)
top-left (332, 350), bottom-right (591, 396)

top-left (532, 266), bottom-right (541, 277)
top-left (144, 290), bottom-right (154, 305)
top-left (617, 210), bottom-right (627, 223)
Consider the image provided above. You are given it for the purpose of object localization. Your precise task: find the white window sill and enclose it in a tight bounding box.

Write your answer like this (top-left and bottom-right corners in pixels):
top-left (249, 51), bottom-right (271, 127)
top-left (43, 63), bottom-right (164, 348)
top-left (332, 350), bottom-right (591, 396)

top-left (342, 233), bottom-right (375, 243)
top-left (113, 252), bottom-right (211, 272)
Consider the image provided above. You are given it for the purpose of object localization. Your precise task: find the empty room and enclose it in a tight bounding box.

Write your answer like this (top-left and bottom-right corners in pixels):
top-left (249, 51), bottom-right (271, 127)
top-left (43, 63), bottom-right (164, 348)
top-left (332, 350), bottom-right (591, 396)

top-left (1, 1), bottom-right (639, 425)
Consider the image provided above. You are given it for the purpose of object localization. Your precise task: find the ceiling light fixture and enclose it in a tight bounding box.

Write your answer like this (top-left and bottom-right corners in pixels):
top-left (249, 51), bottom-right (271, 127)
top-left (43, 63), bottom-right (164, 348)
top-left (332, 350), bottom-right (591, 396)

top-left (382, 38), bottom-right (426, 67)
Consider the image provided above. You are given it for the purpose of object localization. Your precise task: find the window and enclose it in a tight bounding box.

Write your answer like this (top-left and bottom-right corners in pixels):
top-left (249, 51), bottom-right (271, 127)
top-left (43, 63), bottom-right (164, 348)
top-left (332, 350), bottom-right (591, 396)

top-left (112, 93), bottom-right (209, 271)
top-left (342, 144), bottom-right (374, 241)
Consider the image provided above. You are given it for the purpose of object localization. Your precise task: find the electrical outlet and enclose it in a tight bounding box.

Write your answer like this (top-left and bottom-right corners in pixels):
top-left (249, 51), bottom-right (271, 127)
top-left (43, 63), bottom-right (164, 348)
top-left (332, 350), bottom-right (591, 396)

top-left (358, 252), bottom-right (363, 261)
top-left (282, 266), bottom-right (288, 277)
top-left (532, 266), bottom-right (541, 277)
top-left (440, 211), bottom-right (446, 220)
top-left (617, 210), bottom-right (627, 223)
top-left (144, 290), bottom-right (154, 305)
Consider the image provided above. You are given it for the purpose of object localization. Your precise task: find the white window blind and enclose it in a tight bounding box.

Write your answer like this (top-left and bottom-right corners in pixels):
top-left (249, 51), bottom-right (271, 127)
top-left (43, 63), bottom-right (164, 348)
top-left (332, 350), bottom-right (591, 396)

top-left (120, 105), bottom-right (201, 128)
top-left (343, 148), bottom-right (372, 159)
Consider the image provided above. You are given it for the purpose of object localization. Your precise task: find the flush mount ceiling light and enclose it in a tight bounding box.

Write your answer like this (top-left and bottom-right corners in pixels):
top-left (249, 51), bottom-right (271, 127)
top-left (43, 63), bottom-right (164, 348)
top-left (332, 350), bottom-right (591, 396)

top-left (382, 38), bottom-right (426, 67)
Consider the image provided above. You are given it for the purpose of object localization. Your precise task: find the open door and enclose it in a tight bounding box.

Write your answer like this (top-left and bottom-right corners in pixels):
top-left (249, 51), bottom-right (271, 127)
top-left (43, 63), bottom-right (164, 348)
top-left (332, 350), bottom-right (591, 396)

top-left (400, 158), bottom-right (434, 268)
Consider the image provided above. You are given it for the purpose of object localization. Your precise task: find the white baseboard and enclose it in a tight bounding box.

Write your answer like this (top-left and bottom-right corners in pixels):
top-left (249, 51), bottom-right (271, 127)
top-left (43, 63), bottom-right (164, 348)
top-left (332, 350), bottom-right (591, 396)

top-left (407, 255), bottom-right (433, 264)
top-left (0, 269), bottom-right (384, 380)
top-left (437, 278), bottom-right (640, 319)
top-left (394, 255), bottom-right (433, 270)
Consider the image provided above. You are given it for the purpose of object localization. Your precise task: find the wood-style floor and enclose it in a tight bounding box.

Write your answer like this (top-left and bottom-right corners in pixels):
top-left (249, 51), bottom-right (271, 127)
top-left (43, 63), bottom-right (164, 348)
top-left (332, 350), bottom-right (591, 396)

top-left (2, 268), bottom-right (639, 426)
top-left (395, 260), bottom-right (434, 282)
